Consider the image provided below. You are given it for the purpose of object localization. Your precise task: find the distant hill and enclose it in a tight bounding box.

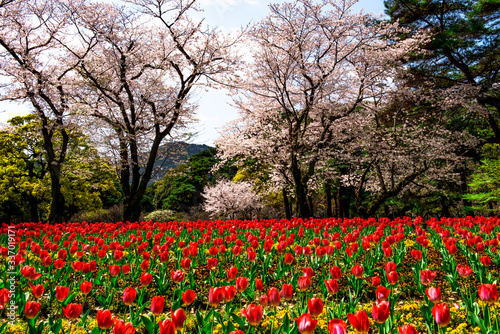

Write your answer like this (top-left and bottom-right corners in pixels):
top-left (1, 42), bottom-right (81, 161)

top-left (149, 142), bottom-right (213, 183)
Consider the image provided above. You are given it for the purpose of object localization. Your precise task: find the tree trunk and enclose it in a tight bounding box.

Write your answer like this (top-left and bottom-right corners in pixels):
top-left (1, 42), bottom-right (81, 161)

top-left (460, 166), bottom-right (473, 215)
top-left (123, 194), bottom-right (142, 222)
top-left (307, 195), bottom-right (314, 217)
top-left (48, 163), bottom-right (65, 223)
top-left (291, 159), bottom-right (311, 218)
top-left (337, 186), bottom-right (344, 219)
top-left (440, 195), bottom-right (451, 218)
top-left (283, 188), bottom-right (291, 220)
top-left (118, 132), bottom-right (131, 198)
top-left (341, 189), bottom-right (351, 219)
top-left (28, 195), bottom-right (39, 223)
top-left (325, 182), bottom-right (332, 218)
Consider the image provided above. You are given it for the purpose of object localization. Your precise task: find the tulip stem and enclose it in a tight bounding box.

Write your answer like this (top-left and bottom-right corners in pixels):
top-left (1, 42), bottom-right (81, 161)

top-left (211, 307), bottom-right (215, 334)
top-left (270, 306), bottom-right (276, 334)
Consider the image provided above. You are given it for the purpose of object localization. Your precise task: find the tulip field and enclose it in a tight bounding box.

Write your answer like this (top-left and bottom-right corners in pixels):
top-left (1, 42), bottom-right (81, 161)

top-left (1, 217), bottom-right (500, 334)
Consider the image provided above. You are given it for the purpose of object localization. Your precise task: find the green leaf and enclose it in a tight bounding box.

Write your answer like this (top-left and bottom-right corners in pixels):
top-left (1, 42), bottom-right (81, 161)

top-left (214, 311), bottom-right (224, 325)
top-left (196, 310), bottom-right (204, 327)
top-left (204, 309), bottom-right (214, 322)
top-left (50, 318), bottom-right (63, 334)
top-left (230, 312), bottom-right (246, 330)
top-left (141, 315), bottom-right (155, 334)
top-left (63, 292), bottom-right (79, 306)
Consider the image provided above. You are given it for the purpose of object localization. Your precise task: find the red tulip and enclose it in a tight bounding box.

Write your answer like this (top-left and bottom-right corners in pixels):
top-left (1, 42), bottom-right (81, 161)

top-left (55, 286), bottom-right (69, 302)
top-left (182, 289), bottom-right (196, 305)
top-left (259, 293), bottom-right (269, 306)
top-left (181, 258), bottom-right (191, 270)
top-left (80, 281), bottom-right (92, 295)
top-left (21, 266), bottom-right (42, 281)
top-left (298, 276), bottom-right (311, 291)
top-left (330, 266), bottom-right (342, 280)
top-left (54, 259), bottom-right (65, 269)
top-left (307, 298), bottom-right (323, 318)
top-left (232, 245), bottom-right (241, 256)
top-left (236, 277), bottom-right (249, 293)
top-left (480, 256), bottom-right (491, 266)
top-left (207, 246), bottom-right (219, 260)
top-left (141, 273), bottom-right (153, 287)
top-left (268, 287), bottom-right (281, 306)
top-left (456, 264), bottom-right (473, 278)
top-left (121, 264), bottom-right (130, 274)
top-left (123, 287), bottom-right (137, 306)
top-left (172, 308), bottom-right (187, 330)
top-left (371, 276), bottom-right (381, 287)
top-left (296, 313), bottom-right (318, 334)
top-left (282, 252), bottom-right (293, 265)
top-left (151, 296), bottom-right (165, 316)
top-left (303, 267), bottom-right (314, 278)
top-left (109, 265), bottom-right (121, 277)
top-left (208, 287), bottom-right (224, 307)
top-left (324, 279), bottom-right (339, 294)
top-left (383, 247), bottom-right (392, 257)
top-left (255, 278), bottom-right (263, 291)
top-left (425, 287), bottom-right (441, 303)
top-left (347, 310), bottom-right (370, 333)
top-left (160, 251), bottom-right (169, 263)
top-left (247, 249), bottom-right (256, 262)
top-left (420, 269), bottom-right (436, 286)
top-left (224, 285), bottom-right (236, 302)
top-left (376, 286), bottom-right (391, 302)
top-left (112, 320), bottom-right (136, 334)
top-left (141, 260), bottom-right (149, 271)
top-left (399, 324), bottom-right (419, 334)
top-left (477, 242), bottom-right (485, 252)
top-left (385, 262), bottom-right (396, 273)
top-left (241, 304), bottom-right (263, 326)
top-left (0, 288), bottom-right (11, 308)
top-left (207, 258), bottom-right (218, 270)
top-left (31, 284), bottom-right (44, 298)
top-left (159, 319), bottom-right (175, 334)
top-left (432, 303), bottom-right (451, 327)
top-left (227, 267), bottom-right (238, 281)
top-left (43, 256), bottom-right (52, 266)
top-left (63, 303), bottom-right (83, 320)
top-left (411, 250), bottom-right (422, 261)
top-left (171, 270), bottom-right (185, 283)
top-left (372, 301), bottom-right (390, 323)
top-left (97, 310), bottom-right (115, 329)
top-left (352, 265), bottom-right (364, 278)
top-left (478, 284), bottom-right (498, 303)
top-left (446, 243), bottom-right (457, 255)
top-left (25, 301), bottom-right (40, 319)
top-left (281, 283), bottom-right (293, 301)
top-left (387, 271), bottom-right (399, 285)
top-left (229, 331), bottom-right (245, 334)
top-left (113, 250), bottom-right (123, 261)
top-left (328, 319), bottom-right (347, 334)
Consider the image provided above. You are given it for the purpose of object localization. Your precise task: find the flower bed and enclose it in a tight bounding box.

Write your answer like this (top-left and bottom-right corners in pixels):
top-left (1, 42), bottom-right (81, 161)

top-left (1, 216), bottom-right (499, 333)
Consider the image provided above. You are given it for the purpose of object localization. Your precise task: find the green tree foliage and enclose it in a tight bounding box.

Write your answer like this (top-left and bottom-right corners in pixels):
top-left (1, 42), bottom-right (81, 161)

top-left (384, 0), bottom-right (500, 143)
top-left (464, 143), bottom-right (500, 212)
top-left (0, 116), bottom-right (120, 222)
top-left (0, 116), bottom-right (49, 222)
top-left (153, 148), bottom-right (218, 212)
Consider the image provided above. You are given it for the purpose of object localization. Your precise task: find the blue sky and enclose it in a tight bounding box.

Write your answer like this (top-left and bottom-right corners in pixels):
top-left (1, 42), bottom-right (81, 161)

top-left (0, 0), bottom-right (386, 146)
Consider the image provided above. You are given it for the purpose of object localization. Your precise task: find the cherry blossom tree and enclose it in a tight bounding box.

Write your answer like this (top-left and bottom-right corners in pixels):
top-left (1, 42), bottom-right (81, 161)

top-left (202, 179), bottom-right (262, 220)
top-left (65, 0), bottom-right (242, 222)
top-left (216, 0), bottom-right (424, 218)
top-left (343, 86), bottom-right (479, 218)
top-left (0, 0), bottom-right (98, 223)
